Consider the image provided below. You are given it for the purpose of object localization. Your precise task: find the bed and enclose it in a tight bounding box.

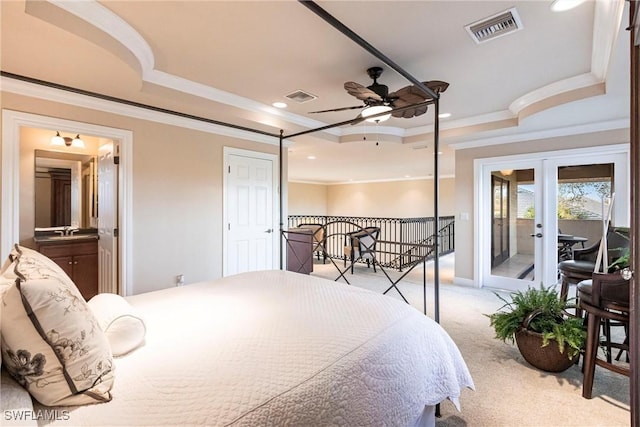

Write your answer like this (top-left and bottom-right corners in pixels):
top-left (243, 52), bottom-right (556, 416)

top-left (1, 246), bottom-right (473, 427)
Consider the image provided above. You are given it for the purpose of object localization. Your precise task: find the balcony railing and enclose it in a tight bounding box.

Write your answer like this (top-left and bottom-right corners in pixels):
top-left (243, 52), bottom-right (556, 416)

top-left (287, 215), bottom-right (455, 271)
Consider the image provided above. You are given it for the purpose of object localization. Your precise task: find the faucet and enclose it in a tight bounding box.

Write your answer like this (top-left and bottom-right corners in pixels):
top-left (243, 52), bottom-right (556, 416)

top-left (62, 226), bottom-right (78, 236)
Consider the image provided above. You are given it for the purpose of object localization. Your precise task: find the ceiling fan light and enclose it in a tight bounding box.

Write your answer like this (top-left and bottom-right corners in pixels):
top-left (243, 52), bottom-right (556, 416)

top-left (362, 105), bottom-right (392, 123)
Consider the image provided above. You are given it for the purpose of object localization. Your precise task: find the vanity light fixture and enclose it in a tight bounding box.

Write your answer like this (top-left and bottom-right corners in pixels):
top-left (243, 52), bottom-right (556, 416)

top-left (51, 131), bottom-right (85, 148)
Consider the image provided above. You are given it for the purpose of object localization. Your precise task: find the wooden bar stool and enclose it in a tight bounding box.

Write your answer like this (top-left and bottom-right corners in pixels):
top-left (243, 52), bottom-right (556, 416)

top-left (577, 272), bottom-right (630, 399)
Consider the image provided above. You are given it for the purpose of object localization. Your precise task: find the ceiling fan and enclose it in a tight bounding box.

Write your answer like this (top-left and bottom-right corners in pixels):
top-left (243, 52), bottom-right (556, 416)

top-left (309, 67), bottom-right (449, 122)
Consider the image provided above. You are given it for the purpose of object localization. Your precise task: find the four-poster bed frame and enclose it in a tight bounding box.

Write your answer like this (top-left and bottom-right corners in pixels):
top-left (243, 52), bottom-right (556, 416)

top-left (1, 0), bottom-right (636, 422)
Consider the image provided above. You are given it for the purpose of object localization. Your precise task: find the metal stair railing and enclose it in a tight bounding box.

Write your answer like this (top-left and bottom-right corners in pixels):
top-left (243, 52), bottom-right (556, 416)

top-left (287, 215), bottom-right (455, 271)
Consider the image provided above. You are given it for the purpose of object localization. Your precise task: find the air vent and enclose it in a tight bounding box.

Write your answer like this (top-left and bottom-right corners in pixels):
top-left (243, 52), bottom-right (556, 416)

top-left (465, 7), bottom-right (523, 44)
top-left (285, 89), bottom-right (318, 104)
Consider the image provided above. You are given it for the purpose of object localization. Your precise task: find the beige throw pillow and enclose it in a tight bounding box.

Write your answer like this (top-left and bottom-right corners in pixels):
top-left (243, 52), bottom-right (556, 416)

top-left (1, 245), bottom-right (114, 406)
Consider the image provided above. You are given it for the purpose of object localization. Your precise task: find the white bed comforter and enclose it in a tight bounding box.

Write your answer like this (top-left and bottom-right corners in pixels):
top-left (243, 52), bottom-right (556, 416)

top-left (35, 270), bottom-right (473, 426)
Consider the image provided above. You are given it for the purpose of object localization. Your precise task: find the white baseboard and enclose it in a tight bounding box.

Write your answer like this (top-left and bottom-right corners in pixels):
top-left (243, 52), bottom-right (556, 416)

top-left (453, 276), bottom-right (475, 287)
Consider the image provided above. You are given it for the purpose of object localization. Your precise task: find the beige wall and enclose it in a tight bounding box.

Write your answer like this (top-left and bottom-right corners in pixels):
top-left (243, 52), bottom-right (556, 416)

top-left (1, 92), bottom-right (282, 295)
top-left (288, 182), bottom-right (328, 216)
top-left (453, 128), bottom-right (629, 285)
top-left (288, 178), bottom-right (456, 219)
top-left (327, 178), bottom-right (456, 218)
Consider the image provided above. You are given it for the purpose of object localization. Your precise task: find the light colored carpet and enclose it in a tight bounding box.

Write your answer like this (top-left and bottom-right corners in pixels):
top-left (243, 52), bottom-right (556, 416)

top-left (311, 254), bottom-right (631, 427)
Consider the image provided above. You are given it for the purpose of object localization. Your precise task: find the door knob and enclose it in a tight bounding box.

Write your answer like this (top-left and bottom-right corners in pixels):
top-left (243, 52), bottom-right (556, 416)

top-left (265, 228), bottom-right (273, 233)
top-left (529, 233), bottom-right (543, 238)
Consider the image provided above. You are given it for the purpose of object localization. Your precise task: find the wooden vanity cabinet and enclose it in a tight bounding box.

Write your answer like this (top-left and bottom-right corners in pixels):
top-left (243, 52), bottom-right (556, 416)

top-left (37, 240), bottom-right (98, 300)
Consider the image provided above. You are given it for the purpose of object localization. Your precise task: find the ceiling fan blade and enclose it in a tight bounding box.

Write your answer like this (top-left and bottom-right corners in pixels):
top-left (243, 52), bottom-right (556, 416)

top-left (426, 80), bottom-right (450, 94)
top-left (391, 103), bottom-right (429, 119)
top-left (308, 105), bottom-right (364, 114)
top-left (344, 81), bottom-right (383, 102)
top-left (389, 80), bottom-right (450, 103)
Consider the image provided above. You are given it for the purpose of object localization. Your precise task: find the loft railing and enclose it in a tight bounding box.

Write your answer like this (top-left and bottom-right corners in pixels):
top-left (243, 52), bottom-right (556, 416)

top-left (287, 215), bottom-right (455, 271)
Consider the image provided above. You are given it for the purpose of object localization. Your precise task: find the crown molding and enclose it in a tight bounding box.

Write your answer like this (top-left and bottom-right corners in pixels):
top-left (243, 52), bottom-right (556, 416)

top-left (45, 0), bottom-right (338, 136)
top-left (591, 0), bottom-right (626, 80)
top-left (0, 76), bottom-right (295, 147)
top-left (448, 119), bottom-right (629, 150)
top-left (26, 0), bottom-right (627, 146)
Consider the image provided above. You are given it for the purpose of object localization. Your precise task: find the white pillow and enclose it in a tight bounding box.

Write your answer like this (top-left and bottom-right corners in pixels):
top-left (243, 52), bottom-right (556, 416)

top-left (88, 293), bottom-right (146, 357)
top-left (1, 245), bottom-right (114, 406)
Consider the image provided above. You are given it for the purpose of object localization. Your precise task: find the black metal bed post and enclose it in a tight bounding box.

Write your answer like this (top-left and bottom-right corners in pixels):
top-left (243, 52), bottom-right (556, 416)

top-left (433, 99), bottom-right (441, 324)
top-left (279, 129), bottom-right (284, 270)
top-left (433, 97), bottom-right (442, 419)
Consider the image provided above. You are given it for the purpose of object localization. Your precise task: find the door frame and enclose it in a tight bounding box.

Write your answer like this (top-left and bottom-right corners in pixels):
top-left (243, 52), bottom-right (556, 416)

top-left (222, 146), bottom-right (280, 277)
top-left (1, 110), bottom-right (133, 295)
top-left (474, 144), bottom-right (630, 290)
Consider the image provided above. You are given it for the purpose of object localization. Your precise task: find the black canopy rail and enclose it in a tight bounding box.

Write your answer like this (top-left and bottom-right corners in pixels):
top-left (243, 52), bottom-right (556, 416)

top-left (0, 71), bottom-right (281, 139)
top-left (298, 0), bottom-right (440, 101)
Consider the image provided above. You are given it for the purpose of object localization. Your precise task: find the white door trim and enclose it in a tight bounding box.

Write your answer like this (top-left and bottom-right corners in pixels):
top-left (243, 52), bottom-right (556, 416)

top-left (473, 143), bottom-right (630, 289)
top-left (1, 109), bottom-right (133, 296)
top-left (222, 147), bottom-right (279, 277)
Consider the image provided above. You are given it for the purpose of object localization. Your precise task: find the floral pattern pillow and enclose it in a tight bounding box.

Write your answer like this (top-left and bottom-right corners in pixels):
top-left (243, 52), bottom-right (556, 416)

top-left (0, 245), bottom-right (114, 406)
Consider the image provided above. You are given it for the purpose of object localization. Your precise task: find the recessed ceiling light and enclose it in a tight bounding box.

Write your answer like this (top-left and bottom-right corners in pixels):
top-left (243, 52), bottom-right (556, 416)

top-left (307, 155), bottom-right (316, 160)
top-left (437, 151), bottom-right (443, 155)
top-left (272, 102), bottom-right (288, 109)
top-left (404, 175), bottom-right (411, 178)
top-left (438, 113), bottom-right (451, 119)
top-left (550, 0), bottom-right (585, 12)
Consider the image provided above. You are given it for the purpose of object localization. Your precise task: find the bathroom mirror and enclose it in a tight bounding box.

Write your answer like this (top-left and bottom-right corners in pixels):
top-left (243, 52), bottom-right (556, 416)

top-left (34, 150), bottom-right (97, 229)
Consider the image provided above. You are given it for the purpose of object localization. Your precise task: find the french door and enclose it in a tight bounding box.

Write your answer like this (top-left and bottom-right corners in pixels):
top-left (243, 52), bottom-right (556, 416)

top-left (477, 147), bottom-right (628, 292)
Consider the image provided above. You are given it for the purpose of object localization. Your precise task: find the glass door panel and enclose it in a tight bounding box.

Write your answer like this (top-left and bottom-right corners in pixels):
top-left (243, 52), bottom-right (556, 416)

top-left (489, 168), bottom-right (538, 284)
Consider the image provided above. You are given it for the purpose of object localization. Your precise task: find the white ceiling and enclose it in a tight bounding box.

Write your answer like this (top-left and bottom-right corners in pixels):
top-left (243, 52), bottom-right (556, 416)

top-left (0, 0), bottom-right (630, 183)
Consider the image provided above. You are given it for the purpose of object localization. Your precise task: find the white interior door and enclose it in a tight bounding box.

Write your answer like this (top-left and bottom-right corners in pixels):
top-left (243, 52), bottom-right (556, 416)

top-left (224, 150), bottom-right (277, 276)
top-left (97, 140), bottom-right (118, 294)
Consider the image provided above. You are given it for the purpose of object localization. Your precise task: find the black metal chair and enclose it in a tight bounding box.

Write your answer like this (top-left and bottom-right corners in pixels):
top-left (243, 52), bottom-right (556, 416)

top-left (297, 223), bottom-right (327, 263)
top-left (343, 227), bottom-right (380, 274)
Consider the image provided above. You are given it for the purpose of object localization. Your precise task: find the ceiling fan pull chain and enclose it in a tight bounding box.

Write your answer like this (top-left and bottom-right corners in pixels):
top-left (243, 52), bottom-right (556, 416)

top-left (375, 121), bottom-right (380, 146)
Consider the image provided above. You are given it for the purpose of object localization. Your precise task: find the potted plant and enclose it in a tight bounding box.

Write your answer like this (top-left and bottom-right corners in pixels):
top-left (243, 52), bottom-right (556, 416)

top-left (487, 285), bottom-right (586, 372)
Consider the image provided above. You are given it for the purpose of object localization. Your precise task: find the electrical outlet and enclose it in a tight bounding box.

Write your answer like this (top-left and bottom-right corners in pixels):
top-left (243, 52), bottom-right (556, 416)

top-left (176, 274), bottom-right (185, 286)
